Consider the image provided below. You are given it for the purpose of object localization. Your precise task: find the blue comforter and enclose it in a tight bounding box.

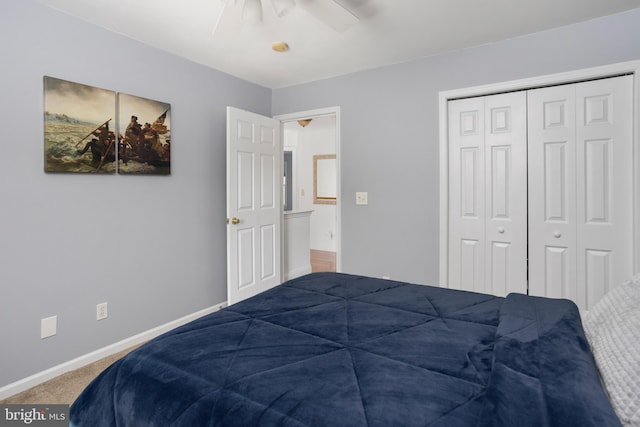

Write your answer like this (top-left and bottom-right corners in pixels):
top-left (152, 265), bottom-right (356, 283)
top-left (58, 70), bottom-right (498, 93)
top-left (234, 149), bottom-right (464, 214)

top-left (71, 273), bottom-right (619, 426)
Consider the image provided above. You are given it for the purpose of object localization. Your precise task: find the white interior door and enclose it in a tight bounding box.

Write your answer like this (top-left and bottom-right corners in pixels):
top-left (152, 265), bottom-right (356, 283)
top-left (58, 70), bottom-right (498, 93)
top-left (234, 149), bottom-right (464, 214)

top-left (527, 84), bottom-right (578, 301)
top-left (483, 92), bottom-right (528, 296)
top-left (227, 107), bottom-right (281, 305)
top-left (575, 76), bottom-right (633, 309)
top-left (448, 92), bottom-right (528, 296)
top-left (528, 75), bottom-right (634, 309)
top-left (448, 96), bottom-right (486, 292)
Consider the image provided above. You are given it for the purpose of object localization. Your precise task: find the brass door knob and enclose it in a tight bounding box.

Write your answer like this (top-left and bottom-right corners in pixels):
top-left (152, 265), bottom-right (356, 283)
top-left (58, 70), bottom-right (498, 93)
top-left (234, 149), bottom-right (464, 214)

top-left (230, 217), bottom-right (240, 225)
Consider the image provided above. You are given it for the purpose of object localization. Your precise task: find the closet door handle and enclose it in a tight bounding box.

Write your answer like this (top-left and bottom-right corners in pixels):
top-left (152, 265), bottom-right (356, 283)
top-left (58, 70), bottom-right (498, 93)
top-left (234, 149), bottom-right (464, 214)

top-left (553, 231), bottom-right (561, 238)
top-left (497, 227), bottom-right (505, 234)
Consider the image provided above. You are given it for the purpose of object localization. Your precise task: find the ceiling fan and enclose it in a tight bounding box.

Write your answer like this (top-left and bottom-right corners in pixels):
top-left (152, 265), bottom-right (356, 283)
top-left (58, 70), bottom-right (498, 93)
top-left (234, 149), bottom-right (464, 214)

top-left (214, 0), bottom-right (359, 37)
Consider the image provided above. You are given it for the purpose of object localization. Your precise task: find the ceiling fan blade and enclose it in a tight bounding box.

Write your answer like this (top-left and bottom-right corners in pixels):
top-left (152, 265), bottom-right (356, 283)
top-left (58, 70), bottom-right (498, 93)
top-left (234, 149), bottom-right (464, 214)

top-left (213, 0), bottom-right (243, 38)
top-left (297, 0), bottom-right (359, 33)
top-left (271, 0), bottom-right (296, 17)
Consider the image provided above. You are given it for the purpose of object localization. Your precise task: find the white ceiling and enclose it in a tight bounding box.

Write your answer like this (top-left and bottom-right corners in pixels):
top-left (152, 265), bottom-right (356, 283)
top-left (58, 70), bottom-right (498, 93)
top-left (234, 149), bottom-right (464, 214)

top-left (37, 0), bottom-right (640, 89)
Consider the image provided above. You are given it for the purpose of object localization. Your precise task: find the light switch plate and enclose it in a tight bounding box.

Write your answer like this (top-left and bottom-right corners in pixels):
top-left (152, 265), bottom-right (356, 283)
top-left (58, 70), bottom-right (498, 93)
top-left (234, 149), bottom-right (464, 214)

top-left (356, 192), bottom-right (368, 205)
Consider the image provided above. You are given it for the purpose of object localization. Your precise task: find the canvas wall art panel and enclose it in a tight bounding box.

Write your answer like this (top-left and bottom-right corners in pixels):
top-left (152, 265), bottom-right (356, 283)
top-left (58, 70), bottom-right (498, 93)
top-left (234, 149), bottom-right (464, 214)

top-left (44, 76), bottom-right (116, 173)
top-left (118, 93), bottom-right (171, 175)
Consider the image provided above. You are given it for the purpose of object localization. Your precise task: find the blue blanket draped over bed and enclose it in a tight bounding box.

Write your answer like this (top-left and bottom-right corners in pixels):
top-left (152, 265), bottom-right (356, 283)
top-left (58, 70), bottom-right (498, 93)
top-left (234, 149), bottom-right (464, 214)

top-left (70, 273), bottom-right (620, 426)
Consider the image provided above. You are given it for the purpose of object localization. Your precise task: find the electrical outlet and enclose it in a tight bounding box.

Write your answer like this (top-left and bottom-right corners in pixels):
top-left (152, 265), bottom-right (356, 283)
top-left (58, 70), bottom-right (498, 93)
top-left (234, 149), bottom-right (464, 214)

top-left (356, 192), bottom-right (368, 205)
top-left (41, 316), bottom-right (57, 339)
top-left (96, 302), bottom-right (108, 321)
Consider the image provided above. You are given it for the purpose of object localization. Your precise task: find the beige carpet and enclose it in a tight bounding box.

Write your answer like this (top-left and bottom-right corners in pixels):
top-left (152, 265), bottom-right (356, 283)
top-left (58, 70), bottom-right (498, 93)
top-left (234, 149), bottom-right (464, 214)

top-left (0, 345), bottom-right (140, 405)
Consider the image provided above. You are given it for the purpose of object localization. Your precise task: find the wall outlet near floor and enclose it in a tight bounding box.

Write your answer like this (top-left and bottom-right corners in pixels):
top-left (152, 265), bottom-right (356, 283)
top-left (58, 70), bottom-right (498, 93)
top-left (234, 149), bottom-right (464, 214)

top-left (41, 315), bottom-right (57, 339)
top-left (356, 192), bottom-right (368, 205)
top-left (96, 302), bottom-right (108, 321)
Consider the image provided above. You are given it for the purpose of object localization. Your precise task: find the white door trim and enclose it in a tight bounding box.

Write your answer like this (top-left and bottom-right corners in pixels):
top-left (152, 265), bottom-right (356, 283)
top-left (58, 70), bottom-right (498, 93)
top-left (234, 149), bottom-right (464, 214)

top-left (439, 60), bottom-right (640, 287)
top-left (275, 106), bottom-right (342, 273)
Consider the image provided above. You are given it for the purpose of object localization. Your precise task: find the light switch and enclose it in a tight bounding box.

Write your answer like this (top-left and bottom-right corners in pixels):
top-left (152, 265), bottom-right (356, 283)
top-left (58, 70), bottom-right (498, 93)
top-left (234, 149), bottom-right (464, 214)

top-left (356, 192), bottom-right (368, 205)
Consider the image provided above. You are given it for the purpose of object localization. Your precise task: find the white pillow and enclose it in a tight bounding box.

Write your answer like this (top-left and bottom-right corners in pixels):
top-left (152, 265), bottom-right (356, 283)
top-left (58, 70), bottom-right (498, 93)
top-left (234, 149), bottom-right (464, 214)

top-left (584, 274), bottom-right (640, 426)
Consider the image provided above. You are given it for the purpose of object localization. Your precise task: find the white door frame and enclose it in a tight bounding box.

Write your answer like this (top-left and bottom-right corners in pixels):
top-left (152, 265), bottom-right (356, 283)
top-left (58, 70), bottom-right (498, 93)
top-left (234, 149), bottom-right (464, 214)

top-left (275, 106), bottom-right (342, 273)
top-left (438, 60), bottom-right (640, 287)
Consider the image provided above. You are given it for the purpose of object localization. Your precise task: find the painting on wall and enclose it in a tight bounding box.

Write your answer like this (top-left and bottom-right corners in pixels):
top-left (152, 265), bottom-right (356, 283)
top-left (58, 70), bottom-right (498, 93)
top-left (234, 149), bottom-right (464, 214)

top-left (43, 76), bottom-right (116, 173)
top-left (117, 93), bottom-right (171, 175)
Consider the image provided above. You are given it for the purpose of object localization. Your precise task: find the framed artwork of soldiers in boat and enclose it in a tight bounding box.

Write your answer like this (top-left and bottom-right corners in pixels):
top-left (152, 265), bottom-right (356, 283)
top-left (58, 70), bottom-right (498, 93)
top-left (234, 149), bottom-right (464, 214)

top-left (117, 93), bottom-right (171, 175)
top-left (43, 76), bottom-right (171, 175)
top-left (43, 76), bottom-right (117, 173)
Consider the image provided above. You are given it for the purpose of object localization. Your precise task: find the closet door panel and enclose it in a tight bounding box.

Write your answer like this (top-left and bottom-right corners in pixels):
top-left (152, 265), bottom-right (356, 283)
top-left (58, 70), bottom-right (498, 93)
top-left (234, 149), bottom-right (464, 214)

top-left (448, 98), bottom-right (486, 292)
top-left (545, 245), bottom-right (569, 299)
top-left (460, 147), bottom-right (481, 217)
top-left (484, 92), bottom-right (528, 296)
top-left (575, 75), bottom-right (633, 309)
top-left (528, 85), bottom-right (577, 301)
top-left (543, 142), bottom-right (568, 221)
top-left (448, 93), bottom-right (527, 296)
top-left (460, 239), bottom-right (481, 291)
top-left (490, 241), bottom-right (511, 296)
top-left (529, 75), bottom-right (633, 310)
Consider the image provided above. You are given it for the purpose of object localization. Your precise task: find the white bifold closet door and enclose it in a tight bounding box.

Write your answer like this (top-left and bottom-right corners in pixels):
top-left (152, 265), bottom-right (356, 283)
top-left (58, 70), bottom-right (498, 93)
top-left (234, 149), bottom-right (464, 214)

top-left (528, 75), bottom-right (633, 310)
top-left (448, 75), bottom-right (633, 310)
top-left (448, 92), bottom-right (528, 296)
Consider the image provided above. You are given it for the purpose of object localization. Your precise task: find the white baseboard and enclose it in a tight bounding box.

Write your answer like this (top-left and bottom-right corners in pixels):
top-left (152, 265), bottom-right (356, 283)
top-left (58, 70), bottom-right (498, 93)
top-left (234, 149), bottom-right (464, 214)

top-left (0, 302), bottom-right (227, 401)
top-left (285, 266), bottom-right (312, 281)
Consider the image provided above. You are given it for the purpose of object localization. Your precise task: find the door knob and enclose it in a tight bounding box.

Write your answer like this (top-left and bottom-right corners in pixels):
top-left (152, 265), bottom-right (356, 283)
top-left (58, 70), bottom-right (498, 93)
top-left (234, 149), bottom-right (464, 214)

top-left (231, 217), bottom-right (240, 225)
top-left (553, 231), bottom-right (561, 238)
top-left (497, 227), bottom-right (505, 234)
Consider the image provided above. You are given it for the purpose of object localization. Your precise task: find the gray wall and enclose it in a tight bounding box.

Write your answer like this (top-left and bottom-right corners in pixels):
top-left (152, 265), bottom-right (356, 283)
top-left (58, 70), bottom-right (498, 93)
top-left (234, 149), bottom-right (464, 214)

top-left (3, 0), bottom-right (640, 392)
top-left (0, 1), bottom-right (270, 388)
top-left (273, 8), bottom-right (640, 285)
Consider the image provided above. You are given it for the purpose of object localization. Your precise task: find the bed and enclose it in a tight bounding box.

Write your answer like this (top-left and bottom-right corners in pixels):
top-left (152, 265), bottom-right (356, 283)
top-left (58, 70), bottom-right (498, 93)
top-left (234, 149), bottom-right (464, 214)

top-left (70, 272), bottom-right (625, 426)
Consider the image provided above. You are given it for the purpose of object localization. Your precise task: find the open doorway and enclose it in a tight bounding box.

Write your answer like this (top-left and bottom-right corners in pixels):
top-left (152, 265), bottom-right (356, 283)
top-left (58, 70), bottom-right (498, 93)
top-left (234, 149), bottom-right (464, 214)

top-left (277, 108), bottom-right (341, 278)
